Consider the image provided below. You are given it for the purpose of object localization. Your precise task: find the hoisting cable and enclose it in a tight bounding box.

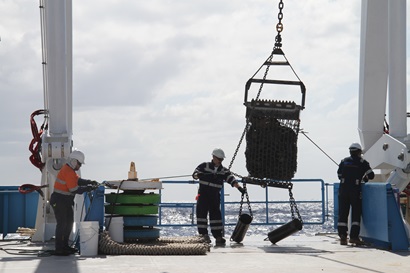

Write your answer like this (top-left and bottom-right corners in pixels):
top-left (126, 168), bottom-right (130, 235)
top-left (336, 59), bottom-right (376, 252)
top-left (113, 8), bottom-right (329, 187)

top-left (102, 174), bottom-right (192, 231)
top-left (300, 131), bottom-right (339, 166)
top-left (384, 114), bottom-right (390, 134)
top-left (99, 232), bottom-right (209, 255)
top-left (29, 109), bottom-right (48, 171)
top-left (137, 174), bottom-right (193, 182)
top-left (105, 180), bottom-right (125, 231)
top-left (18, 184), bottom-right (49, 199)
top-left (0, 241), bottom-right (53, 257)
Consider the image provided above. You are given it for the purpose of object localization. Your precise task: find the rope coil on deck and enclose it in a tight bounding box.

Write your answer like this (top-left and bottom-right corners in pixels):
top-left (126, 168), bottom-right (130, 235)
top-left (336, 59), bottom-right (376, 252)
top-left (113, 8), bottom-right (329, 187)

top-left (99, 231), bottom-right (210, 255)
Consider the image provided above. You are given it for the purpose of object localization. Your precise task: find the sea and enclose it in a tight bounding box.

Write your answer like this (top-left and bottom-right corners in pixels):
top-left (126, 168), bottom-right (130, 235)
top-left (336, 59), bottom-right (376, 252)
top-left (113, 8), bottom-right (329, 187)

top-left (158, 201), bottom-right (336, 237)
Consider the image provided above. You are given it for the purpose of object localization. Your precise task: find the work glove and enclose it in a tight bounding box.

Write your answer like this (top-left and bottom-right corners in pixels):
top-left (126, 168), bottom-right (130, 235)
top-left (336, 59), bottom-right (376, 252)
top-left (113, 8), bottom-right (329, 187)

top-left (237, 186), bottom-right (246, 195)
top-left (75, 186), bottom-right (89, 194)
top-left (192, 172), bottom-right (199, 180)
top-left (77, 178), bottom-right (90, 186)
top-left (193, 172), bottom-right (208, 179)
top-left (90, 180), bottom-right (99, 186)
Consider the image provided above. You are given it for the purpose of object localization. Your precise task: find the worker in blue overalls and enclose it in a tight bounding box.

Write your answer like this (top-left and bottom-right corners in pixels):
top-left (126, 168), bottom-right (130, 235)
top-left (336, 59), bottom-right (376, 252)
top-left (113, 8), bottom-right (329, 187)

top-left (192, 148), bottom-right (246, 246)
top-left (337, 143), bottom-right (374, 245)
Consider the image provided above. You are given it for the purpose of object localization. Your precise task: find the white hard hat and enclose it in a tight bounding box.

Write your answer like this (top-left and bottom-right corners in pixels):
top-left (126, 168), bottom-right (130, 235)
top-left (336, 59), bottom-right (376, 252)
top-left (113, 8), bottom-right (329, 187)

top-left (69, 150), bottom-right (85, 164)
top-left (349, 143), bottom-right (362, 151)
top-left (212, 148), bottom-right (225, 159)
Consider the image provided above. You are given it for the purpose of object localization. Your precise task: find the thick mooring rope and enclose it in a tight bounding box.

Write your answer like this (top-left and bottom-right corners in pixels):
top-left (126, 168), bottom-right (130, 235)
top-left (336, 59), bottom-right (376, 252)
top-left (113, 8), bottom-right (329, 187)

top-left (99, 231), bottom-right (210, 255)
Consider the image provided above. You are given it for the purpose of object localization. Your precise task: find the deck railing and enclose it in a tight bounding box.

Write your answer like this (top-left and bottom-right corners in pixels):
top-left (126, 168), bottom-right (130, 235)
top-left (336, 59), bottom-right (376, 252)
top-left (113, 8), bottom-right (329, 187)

top-left (1, 179), bottom-right (335, 238)
top-left (158, 179), bottom-right (333, 227)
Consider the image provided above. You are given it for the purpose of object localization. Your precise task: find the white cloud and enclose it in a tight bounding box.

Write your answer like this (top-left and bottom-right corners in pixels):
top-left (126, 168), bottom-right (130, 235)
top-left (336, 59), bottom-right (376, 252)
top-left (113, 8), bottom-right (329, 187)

top-left (0, 0), bottom-right (408, 202)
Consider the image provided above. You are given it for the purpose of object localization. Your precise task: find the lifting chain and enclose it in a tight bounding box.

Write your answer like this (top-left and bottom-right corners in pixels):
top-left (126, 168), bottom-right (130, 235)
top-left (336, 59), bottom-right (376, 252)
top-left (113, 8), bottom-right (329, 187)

top-left (289, 187), bottom-right (303, 224)
top-left (227, 52), bottom-right (275, 172)
top-left (227, 0), bottom-right (303, 226)
top-left (275, 0), bottom-right (284, 48)
top-left (238, 182), bottom-right (253, 218)
top-left (231, 170), bottom-right (303, 225)
top-left (228, 0), bottom-right (289, 173)
top-left (228, 172), bottom-right (253, 218)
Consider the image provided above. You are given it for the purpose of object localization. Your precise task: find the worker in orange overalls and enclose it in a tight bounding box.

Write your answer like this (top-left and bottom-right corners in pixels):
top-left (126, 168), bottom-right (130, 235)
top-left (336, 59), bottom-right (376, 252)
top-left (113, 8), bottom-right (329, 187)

top-left (50, 150), bottom-right (99, 256)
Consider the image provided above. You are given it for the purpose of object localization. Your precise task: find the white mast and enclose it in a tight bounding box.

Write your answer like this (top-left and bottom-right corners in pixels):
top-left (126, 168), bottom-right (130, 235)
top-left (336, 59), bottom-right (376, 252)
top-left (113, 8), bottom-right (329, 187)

top-left (32, 0), bottom-right (73, 242)
top-left (358, 0), bottom-right (410, 191)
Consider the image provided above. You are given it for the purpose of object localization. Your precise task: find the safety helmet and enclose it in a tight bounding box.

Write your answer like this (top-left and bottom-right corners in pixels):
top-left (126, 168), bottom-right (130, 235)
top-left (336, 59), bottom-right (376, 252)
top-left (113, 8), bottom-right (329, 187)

top-left (69, 150), bottom-right (85, 164)
top-left (212, 148), bottom-right (225, 159)
top-left (349, 143), bottom-right (362, 151)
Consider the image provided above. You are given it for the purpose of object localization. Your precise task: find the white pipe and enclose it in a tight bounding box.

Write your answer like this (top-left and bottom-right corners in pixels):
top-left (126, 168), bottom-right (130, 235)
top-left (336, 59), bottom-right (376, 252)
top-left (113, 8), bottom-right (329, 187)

top-left (45, 0), bottom-right (70, 137)
top-left (388, 0), bottom-right (407, 139)
top-left (358, 0), bottom-right (388, 151)
top-left (66, 0), bottom-right (73, 138)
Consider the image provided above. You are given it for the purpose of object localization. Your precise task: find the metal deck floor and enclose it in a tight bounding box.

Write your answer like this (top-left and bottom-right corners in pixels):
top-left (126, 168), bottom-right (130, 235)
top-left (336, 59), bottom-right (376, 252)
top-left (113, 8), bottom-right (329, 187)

top-left (1, 234), bottom-right (409, 273)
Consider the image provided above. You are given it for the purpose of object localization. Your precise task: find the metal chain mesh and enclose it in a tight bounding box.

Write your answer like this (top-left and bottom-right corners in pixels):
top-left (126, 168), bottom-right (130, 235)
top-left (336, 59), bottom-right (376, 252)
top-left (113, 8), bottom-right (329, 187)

top-left (228, 0), bottom-right (303, 226)
top-left (245, 114), bottom-right (300, 180)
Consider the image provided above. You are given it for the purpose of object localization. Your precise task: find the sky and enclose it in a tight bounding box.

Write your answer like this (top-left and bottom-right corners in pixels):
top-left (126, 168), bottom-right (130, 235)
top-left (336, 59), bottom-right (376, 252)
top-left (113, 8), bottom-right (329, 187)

top-left (0, 1), bottom-right (409, 201)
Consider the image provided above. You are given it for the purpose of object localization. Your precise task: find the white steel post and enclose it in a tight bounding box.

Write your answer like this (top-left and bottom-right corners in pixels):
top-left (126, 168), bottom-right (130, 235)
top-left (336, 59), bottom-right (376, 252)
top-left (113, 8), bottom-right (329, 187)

top-left (33, 0), bottom-right (73, 242)
top-left (388, 0), bottom-right (407, 139)
top-left (358, 0), bottom-right (389, 152)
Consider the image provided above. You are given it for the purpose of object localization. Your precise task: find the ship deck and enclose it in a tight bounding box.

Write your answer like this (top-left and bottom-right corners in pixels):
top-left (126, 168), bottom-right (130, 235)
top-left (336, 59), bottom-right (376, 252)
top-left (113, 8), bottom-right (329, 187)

top-left (1, 233), bottom-right (409, 273)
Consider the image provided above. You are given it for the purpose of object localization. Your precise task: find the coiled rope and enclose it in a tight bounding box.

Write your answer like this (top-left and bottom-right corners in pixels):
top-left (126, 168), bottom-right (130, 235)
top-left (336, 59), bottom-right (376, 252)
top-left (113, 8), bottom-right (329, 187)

top-left (99, 231), bottom-right (210, 255)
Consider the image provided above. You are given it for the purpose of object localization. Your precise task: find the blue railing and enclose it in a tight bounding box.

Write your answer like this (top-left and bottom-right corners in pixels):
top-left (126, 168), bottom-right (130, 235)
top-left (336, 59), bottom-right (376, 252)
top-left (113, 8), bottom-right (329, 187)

top-left (1, 179), bottom-right (334, 238)
top-left (158, 179), bottom-right (332, 227)
top-left (0, 186), bottom-right (39, 238)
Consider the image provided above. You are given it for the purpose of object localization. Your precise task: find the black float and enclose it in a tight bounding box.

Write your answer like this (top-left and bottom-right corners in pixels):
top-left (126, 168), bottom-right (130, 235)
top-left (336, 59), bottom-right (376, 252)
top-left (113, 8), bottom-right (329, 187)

top-left (266, 218), bottom-right (303, 244)
top-left (230, 213), bottom-right (253, 243)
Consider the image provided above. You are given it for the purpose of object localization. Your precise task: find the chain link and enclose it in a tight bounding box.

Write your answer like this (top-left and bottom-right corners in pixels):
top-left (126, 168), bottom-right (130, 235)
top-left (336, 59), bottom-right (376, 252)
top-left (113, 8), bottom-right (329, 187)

top-left (275, 0), bottom-right (284, 48)
top-left (239, 190), bottom-right (244, 215)
top-left (228, 0), bottom-right (304, 227)
top-left (289, 188), bottom-right (303, 224)
top-left (231, 170), bottom-right (302, 225)
top-left (276, 0), bottom-right (284, 33)
top-left (238, 182), bottom-right (253, 217)
top-left (233, 173), bottom-right (253, 218)
top-left (244, 183), bottom-right (253, 216)
top-left (227, 52), bottom-right (274, 171)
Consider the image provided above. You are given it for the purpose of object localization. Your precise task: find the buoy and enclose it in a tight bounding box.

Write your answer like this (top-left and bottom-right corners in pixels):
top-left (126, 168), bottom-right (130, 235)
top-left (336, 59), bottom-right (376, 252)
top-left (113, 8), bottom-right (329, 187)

top-left (266, 218), bottom-right (302, 244)
top-left (230, 214), bottom-right (253, 243)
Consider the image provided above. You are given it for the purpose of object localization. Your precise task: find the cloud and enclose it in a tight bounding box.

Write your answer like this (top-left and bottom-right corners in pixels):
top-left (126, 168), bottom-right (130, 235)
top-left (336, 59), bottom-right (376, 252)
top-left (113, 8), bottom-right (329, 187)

top-left (1, 0), bottom-right (408, 203)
